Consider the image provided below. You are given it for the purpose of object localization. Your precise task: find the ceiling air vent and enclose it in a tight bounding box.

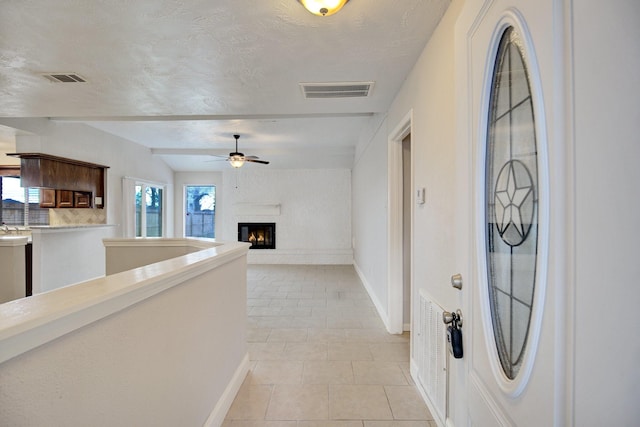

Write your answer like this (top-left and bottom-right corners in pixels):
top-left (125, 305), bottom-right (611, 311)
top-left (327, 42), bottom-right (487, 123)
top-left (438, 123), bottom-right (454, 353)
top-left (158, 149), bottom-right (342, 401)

top-left (42, 73), bottom-right (87, 83)
top-left (300, 82), bottom-right (374, 99)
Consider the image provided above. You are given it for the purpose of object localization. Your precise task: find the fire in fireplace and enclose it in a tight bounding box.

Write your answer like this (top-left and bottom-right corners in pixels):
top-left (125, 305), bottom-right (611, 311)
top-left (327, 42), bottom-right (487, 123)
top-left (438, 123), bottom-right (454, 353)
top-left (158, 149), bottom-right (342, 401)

top-left (238, 223), bottom-right (276, 249)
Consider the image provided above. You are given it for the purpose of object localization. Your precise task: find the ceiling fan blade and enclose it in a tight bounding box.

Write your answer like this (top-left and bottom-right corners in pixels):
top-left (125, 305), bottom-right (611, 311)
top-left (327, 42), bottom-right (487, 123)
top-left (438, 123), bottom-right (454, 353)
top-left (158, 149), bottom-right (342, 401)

top-left (207, 135), bottom-right (270, 167)
top-left (206, 154), bottom-right (230, 160)
top-left (246, 159), bottom-right (270, 165)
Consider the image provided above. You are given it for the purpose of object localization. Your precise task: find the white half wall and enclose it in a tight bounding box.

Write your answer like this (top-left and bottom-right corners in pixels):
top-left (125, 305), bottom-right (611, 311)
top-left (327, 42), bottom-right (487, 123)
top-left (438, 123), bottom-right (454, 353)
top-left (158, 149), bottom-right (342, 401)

top-left (0, 240), bottom-right (249, 427)
top-left (0, 237), bottom-right (27, 303)
top-left (31, 226), bottom-right (116, 293)
top-left (219, 168), bottom-right (353, 264)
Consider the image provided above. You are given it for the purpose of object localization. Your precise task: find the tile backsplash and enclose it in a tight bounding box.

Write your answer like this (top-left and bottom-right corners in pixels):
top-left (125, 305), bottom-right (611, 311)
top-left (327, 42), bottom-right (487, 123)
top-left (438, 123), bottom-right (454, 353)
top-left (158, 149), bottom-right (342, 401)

top-left (49, 209), bottom-right (106, 226)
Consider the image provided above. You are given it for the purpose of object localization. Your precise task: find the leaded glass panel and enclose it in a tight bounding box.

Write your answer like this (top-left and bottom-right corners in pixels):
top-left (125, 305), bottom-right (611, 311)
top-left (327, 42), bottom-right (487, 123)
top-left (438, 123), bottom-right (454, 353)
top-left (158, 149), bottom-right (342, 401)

top-left (485, 26), bottom-right (539, 380)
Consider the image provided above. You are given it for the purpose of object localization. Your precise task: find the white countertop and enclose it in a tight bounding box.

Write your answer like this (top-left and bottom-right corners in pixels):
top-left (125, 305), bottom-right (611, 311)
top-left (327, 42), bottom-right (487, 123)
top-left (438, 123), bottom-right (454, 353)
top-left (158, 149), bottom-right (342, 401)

top-left (0, 236), bottom-right (29, 246)
top-left (29, 224), bottom-right (117, 231)
top-left (30, 224), bottom-right (116, 229)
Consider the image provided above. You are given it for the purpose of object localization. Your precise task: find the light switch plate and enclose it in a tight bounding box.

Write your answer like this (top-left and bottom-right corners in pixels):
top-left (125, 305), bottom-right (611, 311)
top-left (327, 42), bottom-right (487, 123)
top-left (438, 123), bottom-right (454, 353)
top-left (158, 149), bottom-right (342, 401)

top-left (416, 187), bottom-right (425, 205)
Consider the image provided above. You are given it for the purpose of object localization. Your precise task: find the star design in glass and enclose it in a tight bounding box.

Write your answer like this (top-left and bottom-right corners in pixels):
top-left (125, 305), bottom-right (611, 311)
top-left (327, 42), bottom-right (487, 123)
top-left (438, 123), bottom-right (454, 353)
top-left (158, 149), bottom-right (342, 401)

top-left (494, 160), bottom-right (533, 243)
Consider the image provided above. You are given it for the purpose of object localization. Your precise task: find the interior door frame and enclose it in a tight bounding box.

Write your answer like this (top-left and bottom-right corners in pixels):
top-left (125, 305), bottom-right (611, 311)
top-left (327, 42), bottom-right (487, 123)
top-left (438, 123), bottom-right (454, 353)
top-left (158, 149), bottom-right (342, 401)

top-left (388, 110), bottom-right (413, 334)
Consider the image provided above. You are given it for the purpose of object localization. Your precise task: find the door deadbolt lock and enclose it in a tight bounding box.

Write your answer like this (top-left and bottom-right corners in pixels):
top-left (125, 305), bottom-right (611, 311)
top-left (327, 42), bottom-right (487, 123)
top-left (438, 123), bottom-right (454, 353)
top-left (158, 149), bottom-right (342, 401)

top-left (451, 273), bottom-right (463, 290)
top-left (442, 309), bottom-right (463, 327)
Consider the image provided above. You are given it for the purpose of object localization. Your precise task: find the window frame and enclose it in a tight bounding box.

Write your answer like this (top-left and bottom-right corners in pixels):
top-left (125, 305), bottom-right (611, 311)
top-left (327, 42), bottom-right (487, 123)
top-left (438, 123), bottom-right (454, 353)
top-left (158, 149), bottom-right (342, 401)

top-left (128, 179), bottom-right (166, 238)
top-left (183, 184), bottom-right (216, 239)
top-left (1, 173), bottom-right (49, 226)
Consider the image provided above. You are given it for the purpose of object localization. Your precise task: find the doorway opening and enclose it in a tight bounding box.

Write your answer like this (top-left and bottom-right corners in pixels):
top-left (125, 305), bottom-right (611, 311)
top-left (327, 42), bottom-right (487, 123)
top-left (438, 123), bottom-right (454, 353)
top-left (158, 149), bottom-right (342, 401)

top-left (388, 111), bottom-right (413, 334)
top-left (402, 133), bottom-right (412, 331)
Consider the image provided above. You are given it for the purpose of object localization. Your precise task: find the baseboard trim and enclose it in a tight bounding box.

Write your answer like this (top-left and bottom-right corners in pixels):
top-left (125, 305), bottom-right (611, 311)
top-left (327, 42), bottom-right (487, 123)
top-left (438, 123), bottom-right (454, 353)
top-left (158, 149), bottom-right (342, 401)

top-left (353, 261), bottom-right (391, 332)
top-left (247, 248), bottom-right (353, 265)
top-left (203, 352), bottom-right (250, 427)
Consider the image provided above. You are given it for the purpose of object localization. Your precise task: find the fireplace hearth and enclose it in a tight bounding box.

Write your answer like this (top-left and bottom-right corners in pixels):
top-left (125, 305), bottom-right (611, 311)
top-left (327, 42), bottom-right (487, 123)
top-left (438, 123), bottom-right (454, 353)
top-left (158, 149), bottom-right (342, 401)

top-left (238, 223), bottom-right (275, 249)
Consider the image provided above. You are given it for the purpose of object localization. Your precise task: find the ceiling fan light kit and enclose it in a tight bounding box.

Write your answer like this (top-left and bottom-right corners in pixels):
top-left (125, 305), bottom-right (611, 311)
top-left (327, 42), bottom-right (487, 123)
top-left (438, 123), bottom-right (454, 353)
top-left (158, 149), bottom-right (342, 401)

top-left (229, 154), bottom-right (245, 168)
top-left (298, 0), bottom-right (349, 16)
top-left (221, 135), bottom-right (269, 168)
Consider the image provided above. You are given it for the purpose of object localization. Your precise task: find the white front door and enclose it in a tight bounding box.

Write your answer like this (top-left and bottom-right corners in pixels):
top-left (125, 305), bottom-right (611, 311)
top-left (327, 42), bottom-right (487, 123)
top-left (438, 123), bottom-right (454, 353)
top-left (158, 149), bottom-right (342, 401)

top-left (455, 1), bottom-right (571, 425)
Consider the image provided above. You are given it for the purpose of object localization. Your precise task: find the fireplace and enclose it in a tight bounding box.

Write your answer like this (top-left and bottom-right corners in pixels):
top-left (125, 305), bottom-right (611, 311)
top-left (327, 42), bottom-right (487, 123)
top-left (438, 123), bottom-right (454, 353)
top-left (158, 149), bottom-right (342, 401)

top-left (238, 223), bottom-right (276, 249)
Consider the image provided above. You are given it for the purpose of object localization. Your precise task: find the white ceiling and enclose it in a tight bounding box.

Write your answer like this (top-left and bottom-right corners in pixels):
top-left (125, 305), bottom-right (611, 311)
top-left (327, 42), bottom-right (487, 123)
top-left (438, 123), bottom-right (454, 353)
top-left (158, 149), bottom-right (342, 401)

top-left (0, 0), bottom-right (450, 171)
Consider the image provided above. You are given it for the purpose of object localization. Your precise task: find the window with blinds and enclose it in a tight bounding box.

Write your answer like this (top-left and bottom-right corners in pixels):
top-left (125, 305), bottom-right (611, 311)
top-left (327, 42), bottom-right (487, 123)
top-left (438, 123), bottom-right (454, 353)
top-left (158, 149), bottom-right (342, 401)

top-left (0, 176), bottom-right (49, 225)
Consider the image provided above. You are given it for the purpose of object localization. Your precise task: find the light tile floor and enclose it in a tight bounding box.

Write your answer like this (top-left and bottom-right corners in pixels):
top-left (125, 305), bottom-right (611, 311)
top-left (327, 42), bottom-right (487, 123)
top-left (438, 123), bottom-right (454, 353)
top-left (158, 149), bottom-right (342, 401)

top-left (223, 265), bottom-right (435, 427)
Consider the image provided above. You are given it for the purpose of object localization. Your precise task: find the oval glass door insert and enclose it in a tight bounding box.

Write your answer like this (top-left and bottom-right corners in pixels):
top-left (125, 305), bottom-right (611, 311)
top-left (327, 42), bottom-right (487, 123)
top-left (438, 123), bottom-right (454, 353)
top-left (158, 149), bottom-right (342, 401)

top-left (485, 26), bottom-right (539, 380)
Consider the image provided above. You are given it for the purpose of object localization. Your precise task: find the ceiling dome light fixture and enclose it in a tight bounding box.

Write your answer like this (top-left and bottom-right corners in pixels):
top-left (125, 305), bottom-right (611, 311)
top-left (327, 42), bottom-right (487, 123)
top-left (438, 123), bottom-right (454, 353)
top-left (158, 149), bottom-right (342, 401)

top-left (298, 0), bottom-right (349, 16)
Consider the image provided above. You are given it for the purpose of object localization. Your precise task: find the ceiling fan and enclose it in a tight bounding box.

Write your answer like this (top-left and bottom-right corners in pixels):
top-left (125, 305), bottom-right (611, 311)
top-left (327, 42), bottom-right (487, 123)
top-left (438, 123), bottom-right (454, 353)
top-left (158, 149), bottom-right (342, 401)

top-left (214, 134), bottom-right (270, 168)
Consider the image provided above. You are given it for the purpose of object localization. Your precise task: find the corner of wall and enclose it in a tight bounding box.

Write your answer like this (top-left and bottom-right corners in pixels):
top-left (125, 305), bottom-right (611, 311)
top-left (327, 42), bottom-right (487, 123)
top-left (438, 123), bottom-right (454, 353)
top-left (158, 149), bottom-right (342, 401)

top-left (353, 261), bottom-right (390, 332)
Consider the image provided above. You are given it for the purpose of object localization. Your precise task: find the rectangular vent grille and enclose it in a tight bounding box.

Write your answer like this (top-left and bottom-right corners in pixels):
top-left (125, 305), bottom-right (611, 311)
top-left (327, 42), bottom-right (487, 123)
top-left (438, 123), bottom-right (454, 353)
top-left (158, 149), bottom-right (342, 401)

top-left (300, 82), bottom-right (373, 99)
top-left (414, 290), bottom-right (447, 425)
top-left (43, 73), bottom-right (87, 83)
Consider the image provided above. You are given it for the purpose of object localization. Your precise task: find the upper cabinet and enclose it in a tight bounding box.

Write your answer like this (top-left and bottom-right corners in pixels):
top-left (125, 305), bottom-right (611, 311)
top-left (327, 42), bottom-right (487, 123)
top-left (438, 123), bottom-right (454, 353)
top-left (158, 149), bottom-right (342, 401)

top-left (9, 153), bottom-right (108, 208)
top-left (39, 189), bottom-right (93, 208)
top-left (74, 191), bottom-right (91, 208)
top-left (57, 190), bottom-right (74, 208)
top-left (39, 188), bottom-right (56, 208)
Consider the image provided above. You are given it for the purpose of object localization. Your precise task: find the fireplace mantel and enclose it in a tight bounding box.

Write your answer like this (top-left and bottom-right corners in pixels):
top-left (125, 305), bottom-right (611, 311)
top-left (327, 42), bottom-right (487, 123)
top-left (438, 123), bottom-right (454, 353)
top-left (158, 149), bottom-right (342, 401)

top-left (234, 203), bottom-right (281, 216)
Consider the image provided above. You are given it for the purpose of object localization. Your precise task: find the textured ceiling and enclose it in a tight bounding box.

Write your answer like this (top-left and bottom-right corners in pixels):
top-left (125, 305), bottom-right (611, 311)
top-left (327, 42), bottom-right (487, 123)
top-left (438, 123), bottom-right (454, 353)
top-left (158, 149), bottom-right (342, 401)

top-left (0, 0), bottom-right (450, 171)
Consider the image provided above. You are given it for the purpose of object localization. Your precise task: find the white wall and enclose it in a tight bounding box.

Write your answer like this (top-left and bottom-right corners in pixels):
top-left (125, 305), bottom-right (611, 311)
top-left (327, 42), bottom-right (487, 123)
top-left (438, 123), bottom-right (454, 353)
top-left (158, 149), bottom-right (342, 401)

top-left (352, 113), bottom-right (391, 318)
top-left (219, 168), bottom-right (353, 264)
top-left (352, 2), bottom-right (460, 326)
top-left (573, 0), bottom-right (640, 424)
top-left (0, 118), bottom-right (175, 238)
top-left (389, 1), bottom-right (460, 315)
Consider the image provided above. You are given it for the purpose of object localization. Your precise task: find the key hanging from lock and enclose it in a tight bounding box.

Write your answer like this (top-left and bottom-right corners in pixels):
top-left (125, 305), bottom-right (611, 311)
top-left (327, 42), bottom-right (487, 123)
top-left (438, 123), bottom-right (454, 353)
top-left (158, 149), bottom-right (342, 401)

top-left (444, 310), bottom-right (464, 359)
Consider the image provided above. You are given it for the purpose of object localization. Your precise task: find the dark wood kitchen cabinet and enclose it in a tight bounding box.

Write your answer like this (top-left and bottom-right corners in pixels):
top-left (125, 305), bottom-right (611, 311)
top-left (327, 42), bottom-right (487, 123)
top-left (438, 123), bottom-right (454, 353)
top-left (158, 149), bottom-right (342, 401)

top-left (11, 153), bottom-right (108, 208)
top-left (74, 192), bottom-right (91, 208)
top-left (57, 190), bottom-right (74, 207)
top-left (40, 189), bottom-right (92, 208)
top-left (39, 189), bottom-right (56, 207)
